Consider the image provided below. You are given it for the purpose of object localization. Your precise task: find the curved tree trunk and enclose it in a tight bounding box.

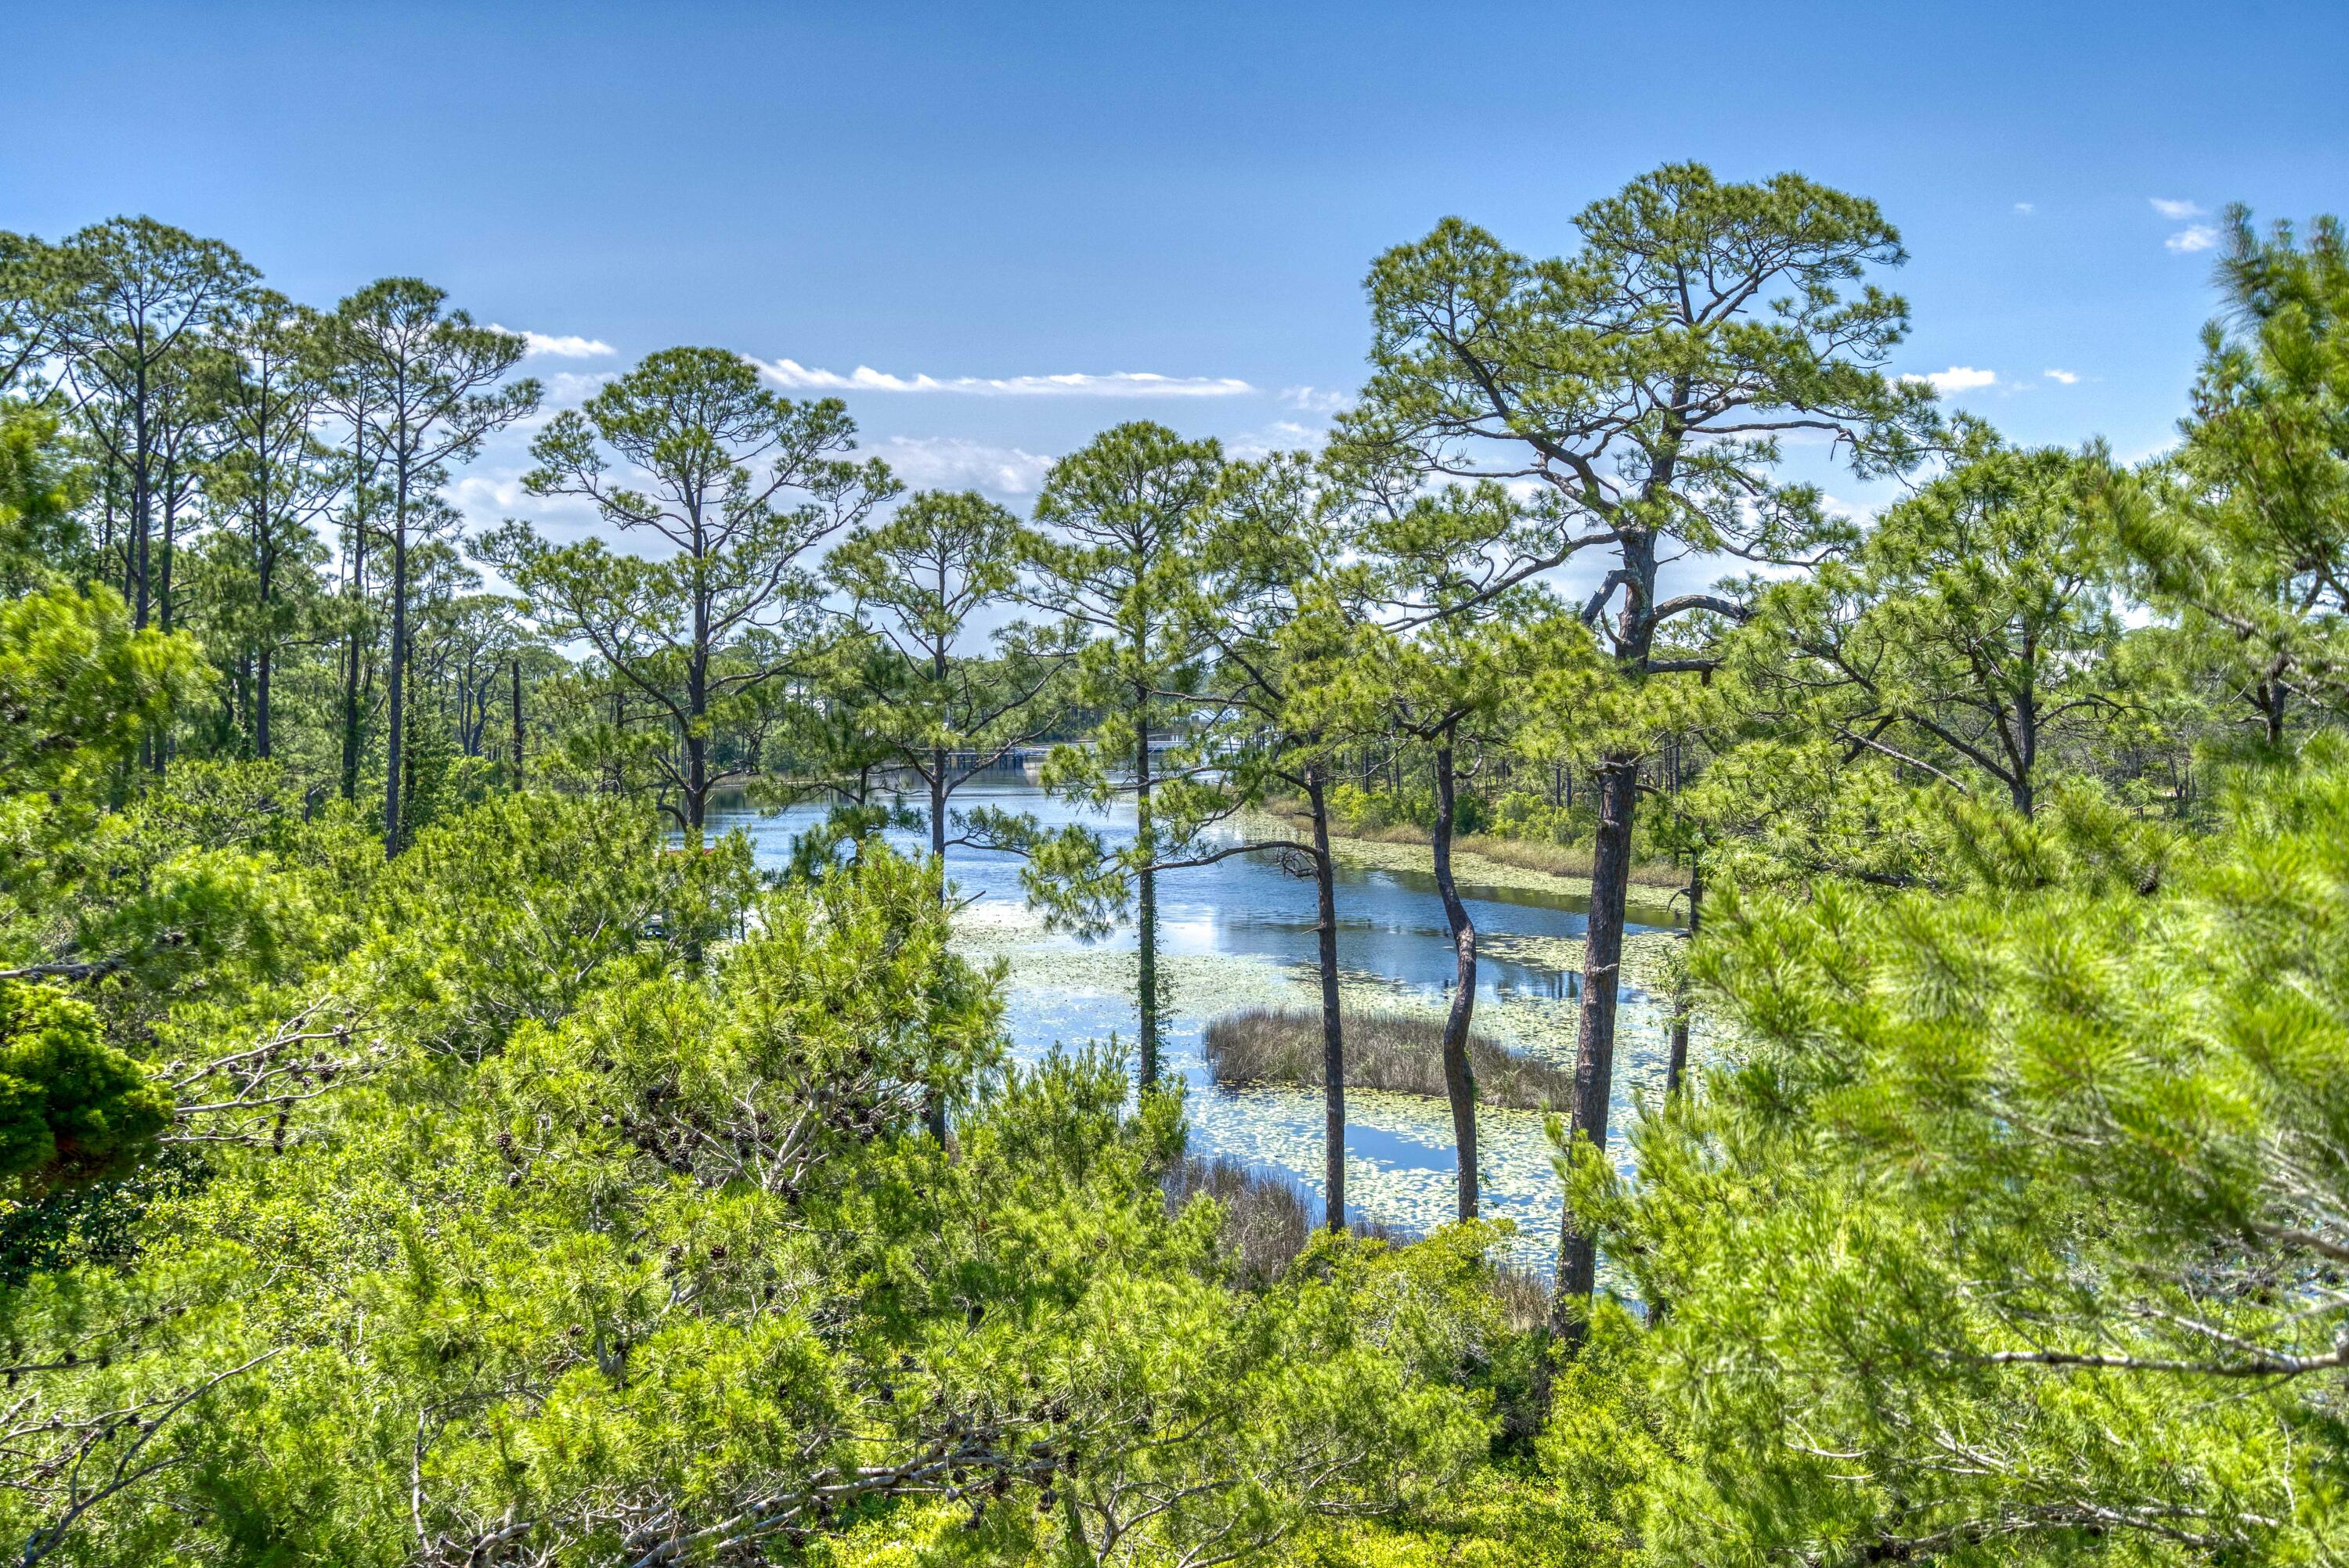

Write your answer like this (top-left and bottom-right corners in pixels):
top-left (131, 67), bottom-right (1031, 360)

top-left (1431, 729), bottom-right (1479, 1222)
top-left (1665, 859), bottom-right (1701, 1098)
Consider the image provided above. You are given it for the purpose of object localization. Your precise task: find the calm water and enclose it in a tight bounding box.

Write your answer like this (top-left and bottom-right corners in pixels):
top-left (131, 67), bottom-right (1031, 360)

top-left (709, 782), bottom-right (1681, 1274)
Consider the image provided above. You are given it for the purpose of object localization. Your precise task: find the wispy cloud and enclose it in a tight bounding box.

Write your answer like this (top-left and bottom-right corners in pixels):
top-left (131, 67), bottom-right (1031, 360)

top-left (871, 436), bottom-right (1056, 496)
top-left (1225, 420), bottom-right (1330, 460)
top-left (2149, 197), bottom-right (2205, 220)
top-left (2044, 368), bottom-right (2080, 385)
top-left (755, 359), bottom-right (1254, 398)
top-left (2012, 201), bottom-right (2036, 215)
top-left (545, 369), bottom-right (618, 402)
top-left (2167, 225), bottom-right (2220, 254)
top-left (1901, 366), bottom-right (1997, 395)
top-left (1279, 385), bottom-right (1353, 415)
top-left (493, 326), bottom-right (617, 359)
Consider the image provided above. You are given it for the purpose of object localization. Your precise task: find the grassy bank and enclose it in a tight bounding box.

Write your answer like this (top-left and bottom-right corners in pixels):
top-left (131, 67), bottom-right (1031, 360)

top-left (1244, 802), bottom-right (1689, 903)
top-left (1203, 1005), bottom-right (1579, 1112)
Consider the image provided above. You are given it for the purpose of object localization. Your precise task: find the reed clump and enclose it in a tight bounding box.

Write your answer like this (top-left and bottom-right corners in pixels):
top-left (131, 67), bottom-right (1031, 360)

top-left (1159, 1154), bottom-right (1548, 1316)
top-left (1202, 1006), bottom-right (1575, 1112)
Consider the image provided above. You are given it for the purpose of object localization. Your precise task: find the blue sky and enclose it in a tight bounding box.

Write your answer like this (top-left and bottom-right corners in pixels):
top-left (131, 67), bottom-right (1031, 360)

top-left (7, 1), bottom-right (2344, 584)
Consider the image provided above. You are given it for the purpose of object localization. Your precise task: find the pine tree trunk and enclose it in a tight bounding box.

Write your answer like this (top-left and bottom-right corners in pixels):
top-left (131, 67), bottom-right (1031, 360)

top-left (1304, 763), bottom-right (1346, 1231)
top-left (152, 480), bottom-right (177, 778)
top-left (1543, 756), bottom-right (1637, 1367)
top-left (253, 407), bottom-right (274, 759)
top-left (685, 575), bottom-right (710, 835)
top-left (382, 458), bottom-right (410, 859)
top-left (1665, 860), bottom-right (1701, 1097)
top-left (924, 742), bottom-right (952, 1145)
top-left (1134, 708), bottom-right (1158, 1089)
top-left (132, 363), bottom-right (150, 631)
top-left (1432, 728), bottom-right (1480, 1222)
top-left (510, 656), bottom-right (525, 788)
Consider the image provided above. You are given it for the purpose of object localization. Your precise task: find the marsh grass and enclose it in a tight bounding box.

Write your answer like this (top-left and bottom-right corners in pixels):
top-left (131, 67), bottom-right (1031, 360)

top-left (1160, 1154), bottom-right (1551, 1318)
top-left (1203, 1006), bottom-right (1578, 1112)
top-left (1160, 1154), bottom-right (1402, 1287)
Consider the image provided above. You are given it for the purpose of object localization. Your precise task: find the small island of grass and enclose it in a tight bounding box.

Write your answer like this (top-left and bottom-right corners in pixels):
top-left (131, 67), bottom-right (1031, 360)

top-left (1203, 1005), bottom-right (1575, 1112)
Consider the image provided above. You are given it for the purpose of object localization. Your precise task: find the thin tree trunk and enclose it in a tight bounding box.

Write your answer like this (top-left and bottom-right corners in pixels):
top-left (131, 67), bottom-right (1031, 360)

top-left (1431, 727), bottom-right (1479, 1222)
top-left (99, 470), bottom-right (116, 599)
top-left (341, 508), bottom-right (366, 801)
top-left (1304, 763), bottom-right (1346, 1232)
top-left (252, 387), bottom-right (275, 759)
top-left (1134, 708), bottom-right (1158, 1089)
top-left (2012, 683), bottom-right (2037, 816)
top-left (132, 362), bottom-right (150, 631)
top-left (157, 479), bottom-right (177, 636)
top-left (685, 574), bottom-right (710, 835)
top-left (382, 458), bottom-right (409, 858)
top-left (1665, 860), bottom-right (1701, 1097)
top-left (924, 736), bottom-right (952, 1145)
top-left (1540, 755), bottom-right (1638, 1385)
top-left (151, 477), bottom-right (178, 778)
top-left (510, 656), bottom-right (525, 788)
top-left (929, 617), bottom-right (951, 867)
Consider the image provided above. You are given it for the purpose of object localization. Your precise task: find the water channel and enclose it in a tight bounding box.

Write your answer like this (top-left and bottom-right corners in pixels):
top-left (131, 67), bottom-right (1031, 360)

top-left (710, 783), bottom-right (1693, 1274)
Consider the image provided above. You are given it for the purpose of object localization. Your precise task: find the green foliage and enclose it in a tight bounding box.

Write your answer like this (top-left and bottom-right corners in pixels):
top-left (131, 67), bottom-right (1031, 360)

top-left (2128, 208), bottom-right (2349, 744)
top-left (823, 488), bottom-right (1076, 852)
top-left (482, 344), bottom-right (895, 829)
top-left (0, 402), bottom-right (83, 590)
top-left (1737, 442), bottom-right (2145, 817)
top-left (0, 982), bottom-right (170, 1195)
top-left (0, 580), bottom-right (204, 801)
top-left (353, 790), bottom-right (757, 1059)
top-left (1557, 745), bottom-right (2349, 1563)
top-left (9, 182), bottom-right (2349, 1568)
top-left (1337, 162), bottom-right (1938, 663)
top-left (1296, 1303), bottom-right (1663, 1568)
top-left (0, 835), bottom-right (1502, 1566)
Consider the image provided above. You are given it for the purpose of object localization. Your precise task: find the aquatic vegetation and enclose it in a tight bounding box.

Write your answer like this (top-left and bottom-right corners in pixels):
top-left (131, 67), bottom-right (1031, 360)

top-left (1203, 1004), bottom-right (1579, 1111)
top-left (943, 827), bottom-right (1730, 1280)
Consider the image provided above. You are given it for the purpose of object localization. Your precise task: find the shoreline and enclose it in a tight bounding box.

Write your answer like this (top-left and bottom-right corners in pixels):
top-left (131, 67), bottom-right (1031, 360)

top-left (1232, 806), bottom-right (1687, 914)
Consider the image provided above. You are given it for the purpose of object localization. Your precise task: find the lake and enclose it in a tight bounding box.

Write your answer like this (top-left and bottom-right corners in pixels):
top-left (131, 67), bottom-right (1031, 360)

top-left (710, 782), bottom-right (1690, 1275)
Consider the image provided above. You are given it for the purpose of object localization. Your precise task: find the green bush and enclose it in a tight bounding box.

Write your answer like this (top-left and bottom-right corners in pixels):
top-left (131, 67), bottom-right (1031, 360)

top-left (0, 980), bottom-right (170, 1195)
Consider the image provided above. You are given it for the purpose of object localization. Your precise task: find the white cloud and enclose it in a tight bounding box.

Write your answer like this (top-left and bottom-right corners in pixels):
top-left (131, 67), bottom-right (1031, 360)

top-left (2149, 197), bottom-right (2205, 220)
top-left (1901, 366), bottom-right (1997, 395)
top-left (1225, 420), bottom-right (1330, 460)
top-left (2167, 225), bottom-right (2220, 254)
top-left (871, 436), bottom-right (1055, 496)
top-left (541, 369), bottom-right (618, 404)
top-left (754, 358), bottom-right (1254, 398)
top-left (2044, 368), bottom-right (2080, 385)
top-left (1279, 385), bottom-right (1353, 415)
top-left (492, 326), bottom-right (617, 359)
top-left (2012, 201), bottom-right (2036, 215)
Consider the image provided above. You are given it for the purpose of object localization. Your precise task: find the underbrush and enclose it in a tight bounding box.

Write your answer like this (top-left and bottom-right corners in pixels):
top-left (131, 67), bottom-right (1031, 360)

top-left (1162, 1152), bottom-right (1553, 1327)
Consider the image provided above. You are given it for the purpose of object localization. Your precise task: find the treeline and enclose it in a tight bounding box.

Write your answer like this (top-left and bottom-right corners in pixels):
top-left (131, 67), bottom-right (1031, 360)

top-left (0, 165), bottom-right (2344, 1563)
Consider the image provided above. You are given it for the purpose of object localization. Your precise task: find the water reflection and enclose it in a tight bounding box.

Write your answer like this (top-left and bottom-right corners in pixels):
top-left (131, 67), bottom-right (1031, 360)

top-left (709, 784), bottom-right (1683, 1275)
